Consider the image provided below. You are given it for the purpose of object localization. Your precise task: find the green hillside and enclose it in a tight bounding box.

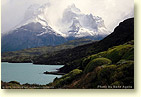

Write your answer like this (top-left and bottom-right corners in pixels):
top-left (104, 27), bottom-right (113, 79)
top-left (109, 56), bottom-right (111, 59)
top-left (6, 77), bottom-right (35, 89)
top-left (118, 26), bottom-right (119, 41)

top-left (49, 40), bottom-right (134, 89)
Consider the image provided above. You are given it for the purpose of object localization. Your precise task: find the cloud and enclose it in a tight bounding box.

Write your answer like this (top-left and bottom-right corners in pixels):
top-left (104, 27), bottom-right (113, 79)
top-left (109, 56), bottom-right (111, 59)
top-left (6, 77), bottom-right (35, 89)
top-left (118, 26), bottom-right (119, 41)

top-left (1, 0), bottom-right (134, 33)
top-left (1, 0), bottom-right (49, 33)
top-left (72, 0), bottom-right (134, 31)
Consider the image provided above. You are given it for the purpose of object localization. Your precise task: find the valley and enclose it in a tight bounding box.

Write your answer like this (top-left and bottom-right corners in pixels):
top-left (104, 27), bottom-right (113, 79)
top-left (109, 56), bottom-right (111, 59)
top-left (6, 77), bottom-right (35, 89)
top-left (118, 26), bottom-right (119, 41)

top-left (2, 38), bottom-right (95, 63)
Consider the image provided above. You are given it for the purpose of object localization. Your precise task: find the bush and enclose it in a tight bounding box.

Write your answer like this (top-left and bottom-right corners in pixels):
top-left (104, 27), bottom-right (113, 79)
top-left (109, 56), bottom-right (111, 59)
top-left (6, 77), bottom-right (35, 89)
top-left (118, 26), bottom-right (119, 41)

top-left (82, 52), bottom-right (107, 69)
top-left (84, 58), bottom-right (112, 73)
top-left (54, 69), bottom-right (82, 88)
top-left (105, 45), bottom-right (133, 63)
top-left (9, 81), bottom-right (20, 85)
top-left (81, 44), bottom-right (133, 70)
top-left (122, 47), bottom-right (134, 60)
top-left (111, 60), bottom-right (134, 86)
top-left (111, 81), bottom-right (123, 86)
top-left (97, 65), bottom-right (117, 84)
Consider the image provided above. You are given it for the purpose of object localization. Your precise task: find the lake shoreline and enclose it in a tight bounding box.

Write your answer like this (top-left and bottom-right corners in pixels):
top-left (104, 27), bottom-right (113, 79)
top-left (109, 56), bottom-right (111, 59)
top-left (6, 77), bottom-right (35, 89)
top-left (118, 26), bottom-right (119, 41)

top-left (2, 61), bottom-right (65, 66)
top-left (1, 62), bottom-right (64, 85)
top-left (43, 71), bottom-right (65, 75)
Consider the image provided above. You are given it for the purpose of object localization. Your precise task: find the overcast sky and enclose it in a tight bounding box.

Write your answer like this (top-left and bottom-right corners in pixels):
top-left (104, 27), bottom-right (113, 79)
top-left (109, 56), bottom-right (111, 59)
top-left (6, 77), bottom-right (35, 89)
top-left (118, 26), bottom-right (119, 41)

top-left (1, 0), bottom-right (134, 33)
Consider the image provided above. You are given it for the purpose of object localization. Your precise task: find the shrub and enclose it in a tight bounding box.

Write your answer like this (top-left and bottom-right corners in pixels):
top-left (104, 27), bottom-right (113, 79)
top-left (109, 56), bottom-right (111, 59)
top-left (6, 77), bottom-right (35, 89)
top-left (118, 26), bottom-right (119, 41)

top-left (54, 69), bottom-right (82, 88)
top-left (105, 45), bottom-right (133, 63)
top-left (111, 60), bottom-right (134, 86)
top-left (122, 47), bottom-right (134, 60)
top-left (84, 58), bottom-right (112, 73)
top-left (111, 81), bottom-right (124, 86)
top-left (97, 65), bottom-right (117, 84)
top-left (81, 44), bottom-right (133, 70)
top-left (81, 57), bottom-right (91, 70)
top-left (9, 81), bottom-right (20, 85)
top-left (81, 51), bottom-right (107, 69)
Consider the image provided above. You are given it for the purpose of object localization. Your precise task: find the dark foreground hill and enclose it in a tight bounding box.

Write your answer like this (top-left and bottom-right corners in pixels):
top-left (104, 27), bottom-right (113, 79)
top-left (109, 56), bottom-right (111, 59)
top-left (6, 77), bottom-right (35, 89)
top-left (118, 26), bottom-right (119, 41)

top-left (49, 40), bottom-right (134, 89)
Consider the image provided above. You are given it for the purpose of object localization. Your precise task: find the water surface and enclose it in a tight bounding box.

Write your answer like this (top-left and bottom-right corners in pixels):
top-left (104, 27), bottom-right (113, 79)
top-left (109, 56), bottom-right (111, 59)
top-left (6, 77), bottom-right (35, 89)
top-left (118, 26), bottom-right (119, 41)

top-left (1, 62), bottom-right (64, 85)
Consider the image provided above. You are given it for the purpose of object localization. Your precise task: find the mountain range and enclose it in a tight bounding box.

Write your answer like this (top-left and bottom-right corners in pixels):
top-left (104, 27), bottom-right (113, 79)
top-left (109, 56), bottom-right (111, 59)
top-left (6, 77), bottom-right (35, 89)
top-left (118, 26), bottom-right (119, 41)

top-left (2, 4), bottom-right (109, 52)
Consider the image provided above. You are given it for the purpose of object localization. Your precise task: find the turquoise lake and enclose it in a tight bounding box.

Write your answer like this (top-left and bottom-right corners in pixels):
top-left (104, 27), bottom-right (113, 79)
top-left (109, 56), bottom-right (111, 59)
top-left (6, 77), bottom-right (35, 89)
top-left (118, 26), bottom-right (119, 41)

top-left (1, 62), bottom-right (64, 85)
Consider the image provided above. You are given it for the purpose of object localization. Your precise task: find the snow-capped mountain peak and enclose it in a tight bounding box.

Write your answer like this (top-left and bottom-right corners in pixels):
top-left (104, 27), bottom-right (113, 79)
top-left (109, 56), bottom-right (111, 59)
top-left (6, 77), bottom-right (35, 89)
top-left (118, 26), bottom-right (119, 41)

top-left (67, 4), bottom-right (81, 13)
top-left (22, 4), bottom-right (49, 26)
top-left (14, 3), bottom-right (67, 37)
top-left (8, 3), bottom-right (110, 39)
top-left (2, 4), bottom-right (111, 52)
top-left (69, 18), bottom-right (82, 32)
top-left (59, 4), bottom-right (110, 38)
